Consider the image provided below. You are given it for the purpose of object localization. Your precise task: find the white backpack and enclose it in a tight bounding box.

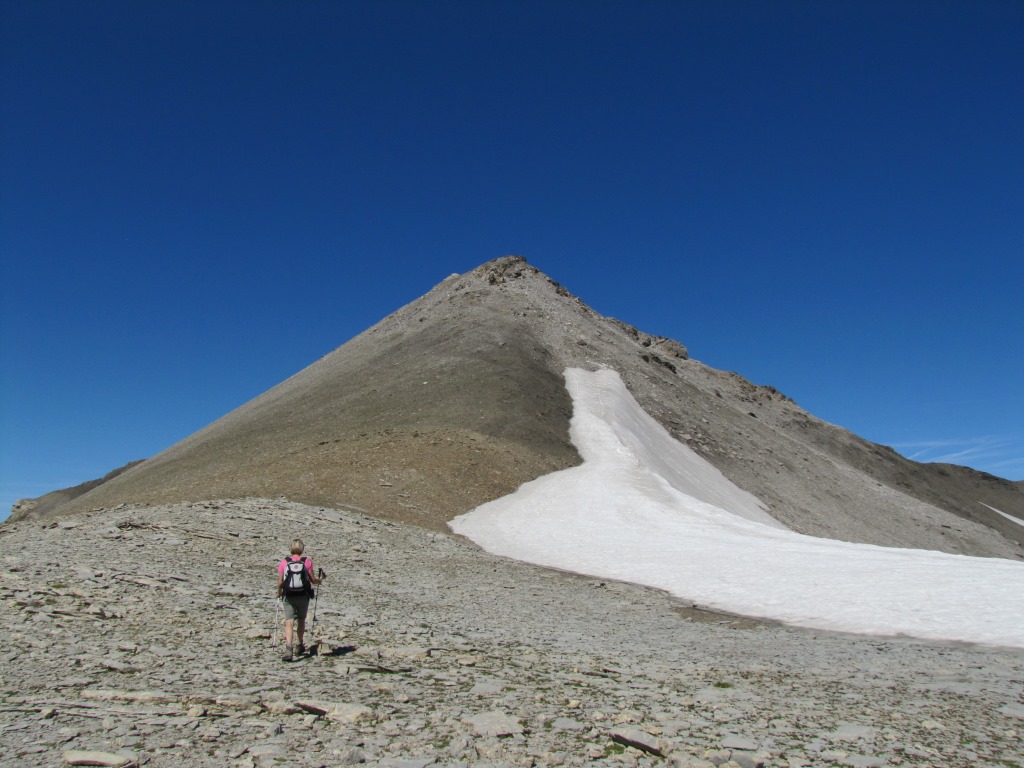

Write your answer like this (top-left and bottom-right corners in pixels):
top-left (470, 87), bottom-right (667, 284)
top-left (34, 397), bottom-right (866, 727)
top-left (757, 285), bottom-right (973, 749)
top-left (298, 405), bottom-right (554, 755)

top-left (283, 557), bottom-right (311, 595)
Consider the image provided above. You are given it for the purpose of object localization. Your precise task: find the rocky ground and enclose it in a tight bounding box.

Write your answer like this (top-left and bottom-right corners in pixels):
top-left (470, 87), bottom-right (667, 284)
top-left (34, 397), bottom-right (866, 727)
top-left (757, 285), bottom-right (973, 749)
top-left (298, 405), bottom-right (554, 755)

top-left (1, 499), bottom-right (1022, 768)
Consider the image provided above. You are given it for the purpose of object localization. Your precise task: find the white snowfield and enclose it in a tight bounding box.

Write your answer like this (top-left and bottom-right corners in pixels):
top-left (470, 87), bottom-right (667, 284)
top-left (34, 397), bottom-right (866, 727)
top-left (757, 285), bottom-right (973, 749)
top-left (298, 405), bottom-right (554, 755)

top-left (984, 502), bottom-right (1024, 529)
top-left (451, 367), bottom-right (1024, 650)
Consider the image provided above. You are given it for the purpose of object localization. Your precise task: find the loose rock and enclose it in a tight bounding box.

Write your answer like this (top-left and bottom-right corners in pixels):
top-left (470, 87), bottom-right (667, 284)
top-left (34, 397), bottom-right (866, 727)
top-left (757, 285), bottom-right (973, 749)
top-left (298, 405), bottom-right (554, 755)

top-left (1, 499), bottom-right (1021, 768)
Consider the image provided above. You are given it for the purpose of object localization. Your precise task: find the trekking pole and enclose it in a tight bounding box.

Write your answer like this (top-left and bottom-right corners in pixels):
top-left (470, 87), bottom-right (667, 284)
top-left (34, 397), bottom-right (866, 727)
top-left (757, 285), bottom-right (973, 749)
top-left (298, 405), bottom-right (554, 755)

top-left (272, 597), bottom-right (281, 647)
top-left (311, 568), bottom-right (325, 635)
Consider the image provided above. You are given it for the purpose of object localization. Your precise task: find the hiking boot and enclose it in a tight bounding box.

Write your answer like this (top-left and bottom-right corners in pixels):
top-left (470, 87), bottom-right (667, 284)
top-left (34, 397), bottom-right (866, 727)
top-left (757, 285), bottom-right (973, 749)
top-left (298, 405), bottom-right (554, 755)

top-left (282, 648), bottom-right (293, 662)
top-left (296, 643), bottom-right (305, 656)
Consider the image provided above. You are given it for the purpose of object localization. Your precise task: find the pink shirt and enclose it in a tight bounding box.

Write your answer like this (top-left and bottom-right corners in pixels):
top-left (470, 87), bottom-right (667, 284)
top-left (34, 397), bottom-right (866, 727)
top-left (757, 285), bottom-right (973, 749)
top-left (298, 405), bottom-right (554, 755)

top-left (278, 555), bottom-right (314, 577)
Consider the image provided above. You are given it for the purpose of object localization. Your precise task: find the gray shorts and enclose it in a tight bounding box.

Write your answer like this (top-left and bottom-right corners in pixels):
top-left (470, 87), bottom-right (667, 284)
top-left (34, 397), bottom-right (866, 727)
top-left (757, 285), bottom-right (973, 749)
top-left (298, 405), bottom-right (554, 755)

top-left (282, 594), bottom-right (310, 621)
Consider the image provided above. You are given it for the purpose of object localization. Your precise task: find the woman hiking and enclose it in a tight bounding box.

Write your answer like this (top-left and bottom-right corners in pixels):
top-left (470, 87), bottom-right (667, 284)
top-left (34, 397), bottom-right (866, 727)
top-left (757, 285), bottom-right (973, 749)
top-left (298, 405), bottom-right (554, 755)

top-left (277, 538), bottom-right (325, 661)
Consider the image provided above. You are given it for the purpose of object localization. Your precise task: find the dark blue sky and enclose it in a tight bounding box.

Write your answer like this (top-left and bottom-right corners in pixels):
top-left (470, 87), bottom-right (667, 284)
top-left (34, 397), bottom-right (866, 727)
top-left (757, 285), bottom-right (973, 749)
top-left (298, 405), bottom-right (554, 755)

top-left (2, 1), bottom-right (1022, 519)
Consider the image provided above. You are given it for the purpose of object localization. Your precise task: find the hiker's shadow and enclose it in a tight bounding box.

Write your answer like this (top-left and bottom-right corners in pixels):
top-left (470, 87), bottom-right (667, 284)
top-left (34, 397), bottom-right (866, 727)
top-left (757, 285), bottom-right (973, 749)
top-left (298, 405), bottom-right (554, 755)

top-left (314, 644), bottom-right (356, 657)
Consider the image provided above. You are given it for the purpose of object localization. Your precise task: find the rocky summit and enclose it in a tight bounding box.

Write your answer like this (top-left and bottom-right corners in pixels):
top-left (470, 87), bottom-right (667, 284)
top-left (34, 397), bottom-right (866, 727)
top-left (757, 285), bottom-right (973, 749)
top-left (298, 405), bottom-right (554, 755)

top-left (4, 257), bottom-right (1024, 767)
top-left (2, 499), bottom-right (1022, 768)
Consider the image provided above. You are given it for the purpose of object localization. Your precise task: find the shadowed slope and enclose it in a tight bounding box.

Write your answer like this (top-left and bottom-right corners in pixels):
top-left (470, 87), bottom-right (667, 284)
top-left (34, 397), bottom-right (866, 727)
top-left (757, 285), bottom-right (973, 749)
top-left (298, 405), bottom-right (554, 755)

top-left (30, 257), bottom-right (1024, 557)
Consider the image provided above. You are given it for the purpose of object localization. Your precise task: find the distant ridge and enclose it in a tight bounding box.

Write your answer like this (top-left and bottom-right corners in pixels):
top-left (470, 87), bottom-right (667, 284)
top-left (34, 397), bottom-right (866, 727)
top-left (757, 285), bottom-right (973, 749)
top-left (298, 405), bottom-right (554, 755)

top-left (10, 460), bottom-right (144, 520)
top-left (14, 257), bottom-right (1024, 559)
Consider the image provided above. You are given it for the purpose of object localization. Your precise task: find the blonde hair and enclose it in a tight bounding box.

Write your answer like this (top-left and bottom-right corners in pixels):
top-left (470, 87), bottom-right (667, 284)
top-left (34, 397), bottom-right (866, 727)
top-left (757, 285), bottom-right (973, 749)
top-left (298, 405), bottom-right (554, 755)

top-left (290, 539), bottom-right (304, 555)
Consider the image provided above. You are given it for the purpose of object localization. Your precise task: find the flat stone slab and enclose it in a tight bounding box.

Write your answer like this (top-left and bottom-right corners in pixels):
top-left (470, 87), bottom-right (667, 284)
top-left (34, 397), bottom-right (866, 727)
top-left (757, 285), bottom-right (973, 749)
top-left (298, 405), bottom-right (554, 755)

top-left (829, 723), bottom-right (876, 741)
top-left (551, 717), bottom-right (587, 731)
top-left (62, 751), bottom-right (136, 767)
top-left (295, 699), bottom-right (335, 716)
top-left (467, 710), bottom-right (524, 737)
top-left (609, 727), bottom-right (666, 757)
top-left (295, 699), bottom-right (373, 724)
top-left (326, 702), bottom-right (374, 724)
top-left (721, 734), bottom-right (759, 751)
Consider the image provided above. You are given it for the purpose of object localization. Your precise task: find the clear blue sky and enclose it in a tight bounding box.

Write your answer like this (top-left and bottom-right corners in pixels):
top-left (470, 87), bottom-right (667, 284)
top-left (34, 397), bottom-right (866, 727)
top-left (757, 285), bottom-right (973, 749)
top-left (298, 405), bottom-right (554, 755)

top-left (2, 1), bottom-right (1022, 521)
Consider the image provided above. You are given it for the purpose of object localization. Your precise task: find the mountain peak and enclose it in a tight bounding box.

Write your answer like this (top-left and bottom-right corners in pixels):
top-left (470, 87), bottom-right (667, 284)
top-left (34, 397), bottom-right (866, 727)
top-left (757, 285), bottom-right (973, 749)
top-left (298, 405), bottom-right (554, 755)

top-left (18, 258), bottom-right (1024, 560)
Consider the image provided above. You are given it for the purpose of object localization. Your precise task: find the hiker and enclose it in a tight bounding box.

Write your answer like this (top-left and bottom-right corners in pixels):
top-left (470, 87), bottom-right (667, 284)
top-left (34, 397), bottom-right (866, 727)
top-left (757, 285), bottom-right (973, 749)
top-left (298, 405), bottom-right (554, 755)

top-left (276, 538), bottom-right (325, 661)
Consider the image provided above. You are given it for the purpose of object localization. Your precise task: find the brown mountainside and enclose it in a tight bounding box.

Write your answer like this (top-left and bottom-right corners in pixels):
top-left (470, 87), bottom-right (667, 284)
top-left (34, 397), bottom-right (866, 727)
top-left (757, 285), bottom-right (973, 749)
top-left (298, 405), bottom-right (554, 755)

top-left (17, 257), bottom-right (1024, 558)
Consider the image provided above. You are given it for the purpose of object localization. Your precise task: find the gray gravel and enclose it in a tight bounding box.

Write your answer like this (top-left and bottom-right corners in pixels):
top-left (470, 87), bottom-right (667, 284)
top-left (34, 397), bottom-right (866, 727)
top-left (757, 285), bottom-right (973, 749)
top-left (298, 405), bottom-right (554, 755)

top-left (2, 499), bottom-right (1023, 768)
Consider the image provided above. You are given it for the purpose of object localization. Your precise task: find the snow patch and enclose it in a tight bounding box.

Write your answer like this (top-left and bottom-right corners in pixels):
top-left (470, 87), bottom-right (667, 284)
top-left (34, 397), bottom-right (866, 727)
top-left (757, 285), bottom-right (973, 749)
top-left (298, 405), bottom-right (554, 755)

top-left (982, 503), bottom-right (1024, 528)
top-left (451, 367), bottom-right (1024, 649)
